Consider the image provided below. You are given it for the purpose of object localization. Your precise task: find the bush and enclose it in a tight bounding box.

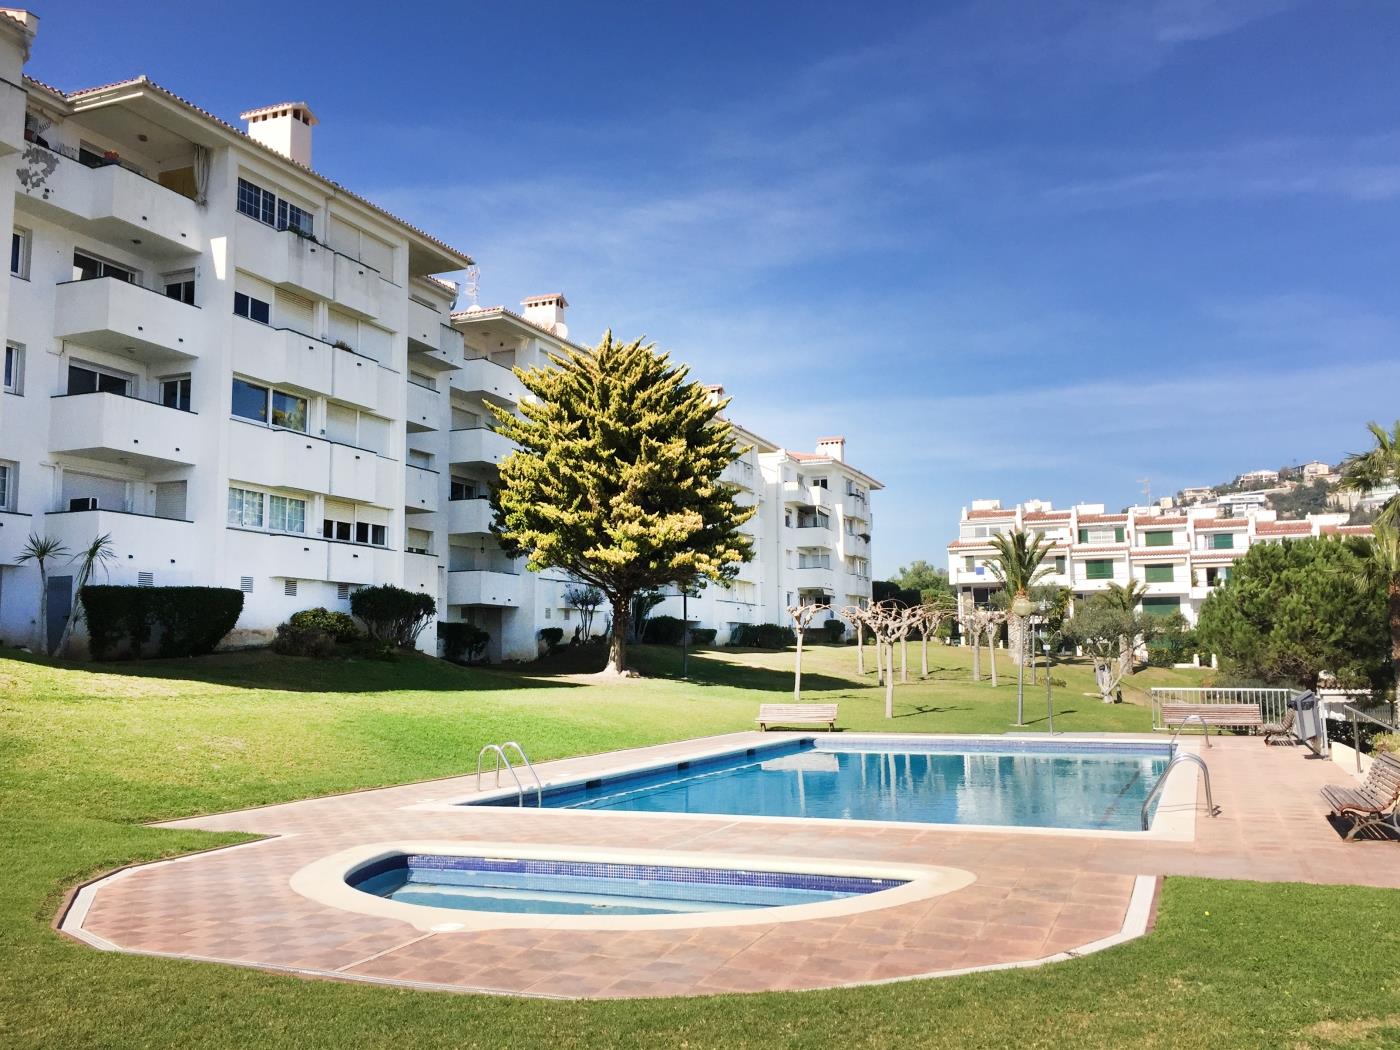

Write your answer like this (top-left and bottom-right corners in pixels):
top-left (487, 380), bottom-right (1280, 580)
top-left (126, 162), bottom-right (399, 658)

top-left (81, 586), bottom-right (244, 660)
top-left (688, 627), bottom-right (717, 646)
top-left (290, 607), bottom-right (360, 642)
top-left (643, 615), bottom-right (685, 645)
top-left (821, 619), bottom-right (846, 643)
top-left (729, 623), bottom-right (796, 648)
top-left (537, 626), bottom-right (564, 652)
top-left (273, 623), bottom-right (338, 658)
top-left (350, 585), bottom-right (435, 648)
top-left (439, 621), bottom-right (490, 663)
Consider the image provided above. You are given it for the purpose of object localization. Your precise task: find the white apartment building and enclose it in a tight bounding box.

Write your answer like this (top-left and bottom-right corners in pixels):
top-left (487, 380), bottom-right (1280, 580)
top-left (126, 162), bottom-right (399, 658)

top-left (946, 498), bottom-right (1371, 626)
top-left (0, 13), bottom-right (882, 660)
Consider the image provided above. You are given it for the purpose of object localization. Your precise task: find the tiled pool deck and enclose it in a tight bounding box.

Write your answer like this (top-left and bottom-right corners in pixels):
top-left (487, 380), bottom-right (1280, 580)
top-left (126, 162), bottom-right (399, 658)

top-left (60, 732), bottom-right (1400, 999)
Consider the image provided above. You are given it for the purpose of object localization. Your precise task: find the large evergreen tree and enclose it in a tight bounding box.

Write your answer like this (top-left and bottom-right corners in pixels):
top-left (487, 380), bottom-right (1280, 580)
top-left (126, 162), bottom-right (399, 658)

top-left (490, 331), bottom-right (754, 675)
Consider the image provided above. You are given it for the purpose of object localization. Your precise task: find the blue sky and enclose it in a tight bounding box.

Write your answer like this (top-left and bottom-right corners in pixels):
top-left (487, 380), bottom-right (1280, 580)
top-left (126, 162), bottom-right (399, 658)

top-left (32, 1), bottom-right (1400, 575)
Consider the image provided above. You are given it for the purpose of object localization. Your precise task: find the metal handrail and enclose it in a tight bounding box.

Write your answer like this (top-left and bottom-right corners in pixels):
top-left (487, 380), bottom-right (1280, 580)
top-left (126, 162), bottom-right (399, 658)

top-left (475, 744), bottom-right (526, 806)
top-left (1169, 713), bottom-right (1214, 749)
top-left (1338, 703), bottom-right (1400, 774)
top-left (1142, 753), bottom-right (1217, 831)
top-left (500, 741), bottom-right (543, 807)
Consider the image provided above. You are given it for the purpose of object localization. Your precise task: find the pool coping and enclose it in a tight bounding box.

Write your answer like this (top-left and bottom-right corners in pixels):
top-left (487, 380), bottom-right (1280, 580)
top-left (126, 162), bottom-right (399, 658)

top-left (412, 733), bottom-right (1201, 842)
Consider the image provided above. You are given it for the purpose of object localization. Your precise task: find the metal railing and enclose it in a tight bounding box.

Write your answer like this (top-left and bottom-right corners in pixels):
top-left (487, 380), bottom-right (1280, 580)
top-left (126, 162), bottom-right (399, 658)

top-left (474, 742), bottom-right (542, 806)
top-left (1336, 703), bottom-right (1400, 774)
top-left (1150, 687), bottom-right (1294, 730)
top-left (1142, 753), bottom-right (1217, 831)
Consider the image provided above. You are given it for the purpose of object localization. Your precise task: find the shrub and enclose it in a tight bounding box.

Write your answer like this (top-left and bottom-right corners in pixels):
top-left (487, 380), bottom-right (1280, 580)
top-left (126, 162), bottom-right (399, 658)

top-left (537, 626), bottom-right (564, 652)
top-left (81, 586), bottom-right (244, 660)
top-left (821, 619), bottom-right (846, 643)
top-left (688, 627), bottom-right (717, 646)
top-left (643, 615), bottom-right (685, 645)
top-left (729, 623), bottom-right (796, 648)
top-left (288, 607), bottom-right (360, 642)
top-left (350, 585), bottom-right (435, 648)
top-left (439, 621), bottom-right (490, 663)
top-left (273, 622), bottom-right (338, 658)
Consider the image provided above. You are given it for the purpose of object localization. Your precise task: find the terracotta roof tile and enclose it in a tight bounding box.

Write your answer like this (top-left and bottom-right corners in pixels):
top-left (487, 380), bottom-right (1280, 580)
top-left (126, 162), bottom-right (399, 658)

top-left (967, 509), bottom-right (1014, 520)
top-left (1195, 518), bottom-right (1248, 529)
top-left (1139, 517), bottom-right (1186, 526)
top-left (1023, 511), bottom-right (1071, 521)
top-left (1129, 548), bottom-right (1189, 557)
top-left (1078, 514), bottom-right (1128, 524)
top-left (1070, 545), bottom-right (1128, 554)
top-left (1256, 522), bottom-right (1312, 535)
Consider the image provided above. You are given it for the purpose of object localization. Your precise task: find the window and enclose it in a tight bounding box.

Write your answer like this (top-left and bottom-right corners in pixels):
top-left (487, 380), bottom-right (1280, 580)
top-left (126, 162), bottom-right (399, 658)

top-left (1145, 564), bottom-right (1174, 583)
top-left (276, 198), bottom-right (313, 236)
top-left (354, 522), bottom-right (387, 546)
top-left (1085, 559), bottom-right (1114, 580)
top-left (4, 344), bottom-right (22, 394)
top-left (0, 461), bottom-right (12, 510)
top-left (11, 227), bottom-right (29, 278)
top-left (236, 177), bottom-right (276, 226)
top-left (1054, 556), bottom-right (1066, 574)
top-left (323, 517), bottom-right (386, 547)
top-left (227, 487), bottom-right (264, 528)
top-left (1078, 526), bottom-right (1125, 544)
top-left (230, 379), bottom-right (307, 432)
top-left (1211, 533), bottom-right (1235, 550)
top-left (964, 556), bottom-right (975, 571)
top-left (160, 375), bottom-right (191, 411)
top-left (1206, 566), bottom-right (1233, 587)
top-left (233, 291), bottom-right (271, 324)
top-left (268, 494), bottom-right (306, 533)
top-left (72, 250), bottom-right (135, 284)
top-left (1144, 531), bottom-right (1173, 547)
top-left (1142, 596), bottom-right (1181, 617)
top-left (450, 477), bottom-right (477, 501)
top-left (323, 518), bottom-right (352, 542)
top-left (163, 270), bottom-right (195, 305)
top-left (67, 362), bottom-right (130, 396)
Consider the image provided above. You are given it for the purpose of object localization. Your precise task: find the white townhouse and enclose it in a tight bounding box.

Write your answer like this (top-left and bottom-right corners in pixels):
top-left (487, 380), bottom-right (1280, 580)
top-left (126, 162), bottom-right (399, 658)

top-left (946, 498), bottom-right (1370, 626)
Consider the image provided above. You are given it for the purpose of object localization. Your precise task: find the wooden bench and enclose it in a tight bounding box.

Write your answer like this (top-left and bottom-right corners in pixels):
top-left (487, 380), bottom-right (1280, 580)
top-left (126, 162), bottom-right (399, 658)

top-left (1162, 702), bottom-right (1263, 734)
top-left (1322, 752), bottom-right (1400, 841)
top-left (756, 703), bottom-right (838, 731)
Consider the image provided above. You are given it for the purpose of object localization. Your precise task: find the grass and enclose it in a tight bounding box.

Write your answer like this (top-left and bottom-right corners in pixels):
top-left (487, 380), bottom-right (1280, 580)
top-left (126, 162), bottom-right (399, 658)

top-left (3, 641), bottom-right (1399, 1049)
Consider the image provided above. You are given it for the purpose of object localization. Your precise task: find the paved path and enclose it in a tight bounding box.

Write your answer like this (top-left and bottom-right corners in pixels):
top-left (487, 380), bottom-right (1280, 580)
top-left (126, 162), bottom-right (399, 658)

top-left (64, 733), bottom-right (1398, 999)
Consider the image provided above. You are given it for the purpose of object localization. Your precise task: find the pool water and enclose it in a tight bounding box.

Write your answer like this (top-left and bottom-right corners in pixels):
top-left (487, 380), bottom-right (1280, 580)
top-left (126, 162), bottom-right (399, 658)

top-left (474, 739), bottom-right (1173, 832)
top-left (349, 855), bottom-right (904, 916)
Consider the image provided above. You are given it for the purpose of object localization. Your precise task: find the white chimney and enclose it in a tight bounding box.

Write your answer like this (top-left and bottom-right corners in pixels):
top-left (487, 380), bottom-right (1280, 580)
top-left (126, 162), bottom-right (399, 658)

top-left (815, 436), bottom-right (846, 462)
top-left (521, 294), bottom-right (568, 338)
top-left (240, 102), bottom-right (317, 167)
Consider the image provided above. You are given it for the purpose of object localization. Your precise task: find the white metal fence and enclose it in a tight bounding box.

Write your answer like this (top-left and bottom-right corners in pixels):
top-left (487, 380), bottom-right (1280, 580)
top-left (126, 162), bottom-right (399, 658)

top-left (1150, 686), bottom-right (1296, 730)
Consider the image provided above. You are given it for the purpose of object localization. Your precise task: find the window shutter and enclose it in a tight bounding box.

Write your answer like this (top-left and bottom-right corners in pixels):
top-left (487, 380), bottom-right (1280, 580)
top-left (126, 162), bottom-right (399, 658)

top-left (154, 481), bottom-right (187, 521)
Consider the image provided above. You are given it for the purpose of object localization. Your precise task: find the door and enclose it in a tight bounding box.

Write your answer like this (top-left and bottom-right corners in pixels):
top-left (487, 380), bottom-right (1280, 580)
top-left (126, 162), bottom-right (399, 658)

top-left (46, 575), bottom-right (72, 653)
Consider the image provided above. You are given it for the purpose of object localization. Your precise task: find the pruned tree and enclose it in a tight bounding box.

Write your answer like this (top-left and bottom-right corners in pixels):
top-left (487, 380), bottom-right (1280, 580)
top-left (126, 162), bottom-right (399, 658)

top-left (914, 601), bottom-right (953, 678)
top-left (16, 534), bottom-right (69, 654)
top-left (961, 606), bottom-right (1004, 687)
top-left (490, 330), bottom-right (755, 676)
top-left (863, 601), bottom-right (902, 718)
top-left (1102, 580), bottom-right (1148, 676)
top-left (786, 603), bottom-right (827, 701)
top-left (1063, 602), bottom-right (1150, 703)
top-left (841, 603), bottom-right (869, 675)
top-left (563, 583), bottom-right (604, 640)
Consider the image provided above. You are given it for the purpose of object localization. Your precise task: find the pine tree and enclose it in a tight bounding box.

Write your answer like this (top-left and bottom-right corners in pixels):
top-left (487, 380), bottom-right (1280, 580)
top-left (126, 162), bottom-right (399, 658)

top-left (490, 331), bottom-right (755, 675)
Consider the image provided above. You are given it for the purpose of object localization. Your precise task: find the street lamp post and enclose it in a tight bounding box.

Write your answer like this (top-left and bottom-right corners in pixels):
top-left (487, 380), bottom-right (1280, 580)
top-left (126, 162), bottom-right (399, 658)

top-left (681, 588), bottom-right (689, 680)
top-left (1011, 593), bottom-right (1034, 726)
top-left (1043, 640), bottom-right (1054, 734)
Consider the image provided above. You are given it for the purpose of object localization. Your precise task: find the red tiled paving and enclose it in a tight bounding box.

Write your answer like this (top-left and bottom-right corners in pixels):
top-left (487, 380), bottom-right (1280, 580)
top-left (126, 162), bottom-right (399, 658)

top-left (63, 733), bottom-right (1400, 999)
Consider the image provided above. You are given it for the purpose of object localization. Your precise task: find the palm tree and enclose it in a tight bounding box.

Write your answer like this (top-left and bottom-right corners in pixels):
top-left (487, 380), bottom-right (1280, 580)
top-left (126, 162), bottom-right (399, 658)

top-left (1350, 524), bottom-right (1400, 703)
top-left (55, 534), bottom-right (116, 656)
top-left (1340, 420), bottom-right (1400, 527)
top-left (16, 534), bottom-right (70, 654)
top-left (1102, 579), bottom-right (1147, 612)
top-left (989, 530), bottom-right (1054, 665)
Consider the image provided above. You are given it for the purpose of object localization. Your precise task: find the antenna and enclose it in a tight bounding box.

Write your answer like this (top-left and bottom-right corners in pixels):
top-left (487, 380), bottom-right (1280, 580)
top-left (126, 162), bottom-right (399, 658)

top-left (1137, 476), bottom-right (1152, 504)
top-left (463, 264), bottom-right (481, 307)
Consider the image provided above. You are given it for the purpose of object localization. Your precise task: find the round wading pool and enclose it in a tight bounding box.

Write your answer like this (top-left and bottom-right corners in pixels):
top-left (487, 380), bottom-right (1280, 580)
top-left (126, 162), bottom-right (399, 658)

top-left (290, 842), bottom-right (976, 932)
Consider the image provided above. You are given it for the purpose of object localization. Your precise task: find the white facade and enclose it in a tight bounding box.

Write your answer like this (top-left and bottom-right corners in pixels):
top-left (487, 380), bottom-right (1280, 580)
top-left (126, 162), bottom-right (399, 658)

top-left (946, 498), bottom-right (1371, 626)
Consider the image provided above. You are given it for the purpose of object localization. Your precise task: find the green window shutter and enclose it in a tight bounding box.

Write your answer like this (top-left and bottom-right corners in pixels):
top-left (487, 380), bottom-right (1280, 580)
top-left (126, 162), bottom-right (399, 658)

top-left (1054, 556), bottom-right (1066, 574)
top-left (1145, 564), bottom-right (1174, 583)
top-left (1212, 533), bottom-right (1234, 550)
top-left (1114, 526), bottom-right (1125, 543)
top-left (1142, 596), bottom-right (1180, 616)
top-left (965, 556), bottom-right (974, 571)
top-left (1077, 528), bottom-right (1088, 543)
top-left (1086, 559), bottom-right (1114, 580)
top-left (1145, 531), bottom-right (1172, 547)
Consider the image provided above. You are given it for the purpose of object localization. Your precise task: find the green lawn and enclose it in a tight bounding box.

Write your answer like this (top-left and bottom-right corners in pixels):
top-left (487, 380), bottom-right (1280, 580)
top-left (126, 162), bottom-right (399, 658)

top-left (3, 642), bottom-right (1399, 1049)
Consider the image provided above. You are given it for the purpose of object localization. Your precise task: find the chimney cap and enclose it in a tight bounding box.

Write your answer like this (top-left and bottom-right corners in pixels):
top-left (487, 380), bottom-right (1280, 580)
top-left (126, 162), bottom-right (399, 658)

top-left (816, 435), bottom-right (845, 444)
top-left (521, 293), bottom-right (568, 307)
top-left (239, 101), bottom-right (318, 126)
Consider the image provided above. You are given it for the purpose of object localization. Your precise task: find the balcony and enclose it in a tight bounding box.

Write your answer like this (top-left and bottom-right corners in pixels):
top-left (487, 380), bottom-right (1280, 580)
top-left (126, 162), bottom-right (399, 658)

top-left (723, 461), bottom-right (758, 491)
top-left (449, 427), bottom-right (514, 468)
top-left (447, 569), bottom-right (521, 607)
top-left (16, 147), bottom-right (200, 258)
top-left (448, 497), bottom-right (495, 535)
top-left (237, 219), bottom-right (334, 300)
top-left (791, 524), bottom-right (835, 548)
top-left (225, 528), bottom-right (330, 582)
top-left (403, 551), bottom-right (440, 596)
top-left (235, 321), bottom-right (333, 395)
top-left (782, 481), bottom-right (834, 510)
top-left (456, 357), bottom-right (524, 404)
top-left (47, 509), bottom-right (200, 580)
top-left (328, 542), bottom-right (392, 586)
top-left (333, 252), bottom-right (383, 319)
top-left (331, 348), bottom-right (380, 411)
top-left (50, 392), bottom-right (197, 468)
top-left (54, 277), bottom-right (201, 364)
top-left (406, 378), bottom-right (440, 432)
top-left (792, 565), bottom-right (835, 589)
top-left (407, 299), bottom-right (447, 351)
top-left (405, 464), bottom-right (439, 513)
top-left (0, 511), bottom-right (34, 564)
top-left (228, 423), bottom-right (330, 493)
top-left (328, 443), bottom-right (378, 503)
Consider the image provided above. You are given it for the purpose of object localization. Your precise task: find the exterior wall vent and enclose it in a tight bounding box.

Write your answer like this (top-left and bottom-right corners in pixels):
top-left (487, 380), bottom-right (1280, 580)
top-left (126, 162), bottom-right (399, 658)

top-left (137, 571), bottom-right (154, 588)
top-left (337, 583), bottom-right (351, 600)
top-left (240, 576), bottom-right (255, 593)
top-left (284, 579), bottom-right (298, 597)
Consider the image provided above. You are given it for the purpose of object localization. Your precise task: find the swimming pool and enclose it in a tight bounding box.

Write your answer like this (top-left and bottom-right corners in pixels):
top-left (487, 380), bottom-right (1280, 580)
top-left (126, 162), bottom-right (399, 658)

top-left (470, 738), bottom-right (1174, 832)
top-left (348, 853), bottom-right (906, 916)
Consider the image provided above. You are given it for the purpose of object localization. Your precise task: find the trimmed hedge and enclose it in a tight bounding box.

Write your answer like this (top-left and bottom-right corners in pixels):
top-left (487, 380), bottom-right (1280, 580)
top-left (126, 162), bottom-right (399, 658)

top-left (689, 627), bottom-right (717, 646)
top-left (729, 623), bottom-right (796, 648)
top-left (537, 626), bottom-right (564, 651)
top-left (439, 621), bottom-right (490, 663)
top-left (821, 619), bottom-right (846, 643)
top-left (643, 615), bottom-right (685, 645)
top-left (273, 607), bottom-right (361, 657)
top-left (350, 585), bottom-right (435, 648)
top-left (82, 585), bottom-right (244, 660)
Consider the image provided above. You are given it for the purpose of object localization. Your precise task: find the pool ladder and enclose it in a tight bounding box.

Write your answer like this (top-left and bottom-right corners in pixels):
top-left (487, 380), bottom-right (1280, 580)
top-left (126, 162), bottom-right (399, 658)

top-left (476, 741), bottom-right (543, 807)
top-left (1141, 752), bottom-right (1217, 831)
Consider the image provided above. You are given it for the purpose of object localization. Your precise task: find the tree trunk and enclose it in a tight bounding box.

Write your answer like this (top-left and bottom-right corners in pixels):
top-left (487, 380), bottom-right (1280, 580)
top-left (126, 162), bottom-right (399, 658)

top-left (988, 634), bottom-right (998, 688)
top-left (1390, 583), bottom-right (1400, 708)
top-left (1009, 615), bottom-right (1023, 666)
top-left (856, 620), bottom-right (865, 674)
top-left (900, 637), bottom-right (908, 683)
top-left (921, 634), bottom-right (929, 677)
top-left (875, 632), bottom-right (884, 684)
top-left (36, 565), bottom-right (48, 654)
top-left (885, 643), bottom-right (895, 718)
top-left (793, 629), bottom-right (804, 701)
top-left (971, 631), bottom-right (981, 681)
top-left (605, 593), bottom-right (629, 674)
